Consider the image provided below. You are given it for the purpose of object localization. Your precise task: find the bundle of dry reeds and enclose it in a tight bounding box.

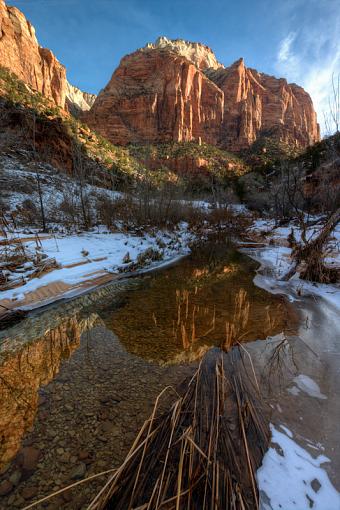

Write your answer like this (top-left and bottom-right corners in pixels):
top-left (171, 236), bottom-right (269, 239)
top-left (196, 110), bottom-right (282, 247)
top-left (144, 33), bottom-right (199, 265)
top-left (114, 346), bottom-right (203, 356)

top-left (88, 347), bottom-right (269, 510)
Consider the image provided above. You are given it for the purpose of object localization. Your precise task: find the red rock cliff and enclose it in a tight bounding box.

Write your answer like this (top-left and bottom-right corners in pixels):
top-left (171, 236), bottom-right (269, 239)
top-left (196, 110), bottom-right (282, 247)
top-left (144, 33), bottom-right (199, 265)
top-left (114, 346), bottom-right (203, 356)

top-left (85, 48), bottom-right (224, 146)
top-left (206, 58), bottom-right (320, 150)
top-left (0, 0), bottom-right (67, 107)
top-left (85, 39), bottom-right (320, 151)
top-left (0, 0), bottom-right (96, 111)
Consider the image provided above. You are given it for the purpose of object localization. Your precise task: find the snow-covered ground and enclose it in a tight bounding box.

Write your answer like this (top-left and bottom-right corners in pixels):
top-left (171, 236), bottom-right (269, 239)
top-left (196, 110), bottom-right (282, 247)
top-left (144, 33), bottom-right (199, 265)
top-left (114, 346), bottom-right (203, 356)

top-left (0, 154), bottom-right (122, 222)
top-left (246, 217), bottom-right (340, 509)
top-left (258, 425), bottom-right (340, 510)
top-left (0, 226), bottom-right (194, 309)
top-left (245, 217), bottom-right (340, 311)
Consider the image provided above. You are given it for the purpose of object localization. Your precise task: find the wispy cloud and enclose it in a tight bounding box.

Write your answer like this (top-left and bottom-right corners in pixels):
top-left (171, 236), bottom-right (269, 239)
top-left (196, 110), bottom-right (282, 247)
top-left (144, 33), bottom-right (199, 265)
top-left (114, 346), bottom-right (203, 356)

top-left (277, 32), bottom-right (296, 64)
top-left (275, 4), bottom-right (340, 135)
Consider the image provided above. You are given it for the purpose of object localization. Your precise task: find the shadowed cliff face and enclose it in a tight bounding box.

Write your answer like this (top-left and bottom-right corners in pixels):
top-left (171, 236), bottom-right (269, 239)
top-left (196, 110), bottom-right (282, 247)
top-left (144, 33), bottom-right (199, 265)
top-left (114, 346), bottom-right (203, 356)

top-left (0, 313), bottom-right (97, 468)
top-left (85, 39), bottom-right (320, 152)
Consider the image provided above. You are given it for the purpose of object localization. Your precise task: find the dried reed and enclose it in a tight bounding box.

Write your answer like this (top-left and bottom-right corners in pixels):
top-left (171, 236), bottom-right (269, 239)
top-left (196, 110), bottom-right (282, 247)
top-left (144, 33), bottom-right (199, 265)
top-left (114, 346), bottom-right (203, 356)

top-left (88, 346), bottom-right (269, 510)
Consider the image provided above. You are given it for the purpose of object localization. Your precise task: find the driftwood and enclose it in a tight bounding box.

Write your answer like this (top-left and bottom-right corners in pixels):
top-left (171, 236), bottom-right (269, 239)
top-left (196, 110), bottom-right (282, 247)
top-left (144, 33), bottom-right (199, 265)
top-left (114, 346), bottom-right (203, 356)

top-left (0, 257), bottom-right (59, 291)
top-left (88, 347), bottom-right (269, 510)
top-left (282, 208), bottom-right (340, 283)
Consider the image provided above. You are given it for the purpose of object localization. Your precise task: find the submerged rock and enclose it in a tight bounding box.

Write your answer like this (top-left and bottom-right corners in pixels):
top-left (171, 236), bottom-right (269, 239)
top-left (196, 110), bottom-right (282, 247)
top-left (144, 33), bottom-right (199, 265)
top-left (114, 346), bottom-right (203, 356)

top-left (69, 462), bottom-right (86, 480)
top-left (16, 447), bottom-right (40, 474)
top-left (21, 486), bottom-right (38, 500)
top-left (0, 479), bottom-right (13, 496)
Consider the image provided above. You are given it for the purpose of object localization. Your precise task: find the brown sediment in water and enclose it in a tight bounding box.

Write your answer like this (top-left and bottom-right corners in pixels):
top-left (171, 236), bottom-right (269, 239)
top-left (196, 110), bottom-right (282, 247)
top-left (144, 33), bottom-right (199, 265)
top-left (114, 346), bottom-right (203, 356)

top-left (0, 241), bottom-right (299, 508)
top-left (89, 347), bottom-right (269, 510)
top-left (0, 313), bottom-right (98, 469)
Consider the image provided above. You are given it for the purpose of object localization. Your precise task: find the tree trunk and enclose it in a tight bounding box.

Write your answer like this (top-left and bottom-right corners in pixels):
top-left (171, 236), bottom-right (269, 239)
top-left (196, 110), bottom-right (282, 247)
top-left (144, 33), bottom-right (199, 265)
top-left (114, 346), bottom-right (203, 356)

top-left (36, 170), bottom-right (47, 232)
top-left (282, 208), bottom-right (340, 282)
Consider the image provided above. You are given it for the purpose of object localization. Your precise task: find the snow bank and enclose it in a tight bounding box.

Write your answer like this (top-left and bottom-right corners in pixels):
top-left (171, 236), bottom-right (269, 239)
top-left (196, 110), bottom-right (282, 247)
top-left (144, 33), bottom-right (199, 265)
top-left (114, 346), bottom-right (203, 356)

top-left (246, 217), bottom-right (340, 311)
top-left (0, 228), bottom-right (194, 306)
top-left (291, 374), bottom-right (327, 400)
top-left (258, 425), bottom-right (340, 510)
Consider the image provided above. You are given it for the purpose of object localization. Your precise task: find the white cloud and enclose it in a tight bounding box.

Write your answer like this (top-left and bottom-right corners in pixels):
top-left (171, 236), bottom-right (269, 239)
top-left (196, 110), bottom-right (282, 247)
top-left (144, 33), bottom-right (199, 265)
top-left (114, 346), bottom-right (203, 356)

top-left (277, 32), bottom-right (296, 64)
top-left (275, 9), bottom-right (340, 135)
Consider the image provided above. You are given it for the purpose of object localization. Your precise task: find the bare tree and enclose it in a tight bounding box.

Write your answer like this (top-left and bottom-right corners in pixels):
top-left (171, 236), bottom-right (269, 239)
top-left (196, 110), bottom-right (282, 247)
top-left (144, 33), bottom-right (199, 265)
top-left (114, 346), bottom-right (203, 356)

top-left (270, 162), bottom-right (310, 233)
top-left (324, 73), bottom-right (340, 135)
top-left (283, 207), bottom-right (340, 283)
top-left (71, 140), bottom-right (91, 230)
top-left (23, 111), bottom-right (47, 232)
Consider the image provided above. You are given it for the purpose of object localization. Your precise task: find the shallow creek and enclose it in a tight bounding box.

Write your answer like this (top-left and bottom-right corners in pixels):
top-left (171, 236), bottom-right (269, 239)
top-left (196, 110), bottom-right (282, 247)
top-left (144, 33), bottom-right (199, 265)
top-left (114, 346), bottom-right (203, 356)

top-left (0, 239), bottom-right (338, 509)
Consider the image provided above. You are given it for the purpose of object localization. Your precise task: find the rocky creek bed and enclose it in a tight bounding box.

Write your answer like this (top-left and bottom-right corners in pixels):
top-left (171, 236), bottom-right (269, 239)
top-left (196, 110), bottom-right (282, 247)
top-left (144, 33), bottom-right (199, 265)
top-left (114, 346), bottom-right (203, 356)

top-left (0, 238), bottom-right (338, 509)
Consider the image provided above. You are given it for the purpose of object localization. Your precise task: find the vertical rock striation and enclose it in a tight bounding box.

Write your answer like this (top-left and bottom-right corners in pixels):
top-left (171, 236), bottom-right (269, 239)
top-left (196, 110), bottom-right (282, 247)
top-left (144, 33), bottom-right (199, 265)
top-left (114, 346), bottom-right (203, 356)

top-left (206, 58), bottom-right (320, 150)
top-left (0, 0), bottom-right (96, 112)
top-left (86, 48), bottom-right (224, 146)
top-left (0, 0), bottom-right (320, 153)
top-left (0, 0), bottom-right (67, 107)
top-left (85, 38), bottom-right (320, 151)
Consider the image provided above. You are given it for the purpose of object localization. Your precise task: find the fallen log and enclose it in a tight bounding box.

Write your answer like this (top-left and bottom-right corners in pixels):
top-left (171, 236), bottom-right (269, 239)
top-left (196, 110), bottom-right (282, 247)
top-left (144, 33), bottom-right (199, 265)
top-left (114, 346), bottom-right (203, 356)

top-left (282, 208), bottom-right (340, 283)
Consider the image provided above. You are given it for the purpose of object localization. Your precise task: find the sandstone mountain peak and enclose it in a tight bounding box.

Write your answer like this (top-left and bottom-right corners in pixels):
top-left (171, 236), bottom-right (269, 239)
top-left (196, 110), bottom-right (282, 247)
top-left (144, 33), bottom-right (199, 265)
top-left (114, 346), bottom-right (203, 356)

top-left (85, 40), bottom-right (320, 151)
top-left (0, 0), bottom-right (95, 113)
top-left (143, 36), bottom-right (224, 70)
top-left (0, 0), bottom-right (320, 153)
top-left (65, 82), bottom-right (96, 117)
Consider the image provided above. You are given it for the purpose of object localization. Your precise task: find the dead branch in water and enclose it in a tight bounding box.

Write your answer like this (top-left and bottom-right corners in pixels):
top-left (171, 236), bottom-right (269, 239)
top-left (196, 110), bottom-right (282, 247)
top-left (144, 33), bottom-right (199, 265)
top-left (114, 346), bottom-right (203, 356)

top-left (88, 347), bottom-right (269, 510)
top-left (282, 208), bottom-right (340, 283)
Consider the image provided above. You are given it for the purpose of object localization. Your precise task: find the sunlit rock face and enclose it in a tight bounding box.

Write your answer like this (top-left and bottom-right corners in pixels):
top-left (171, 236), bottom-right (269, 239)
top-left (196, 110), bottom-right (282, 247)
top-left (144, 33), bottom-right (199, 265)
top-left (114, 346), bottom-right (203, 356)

top-left (0, 0), bottom-right (96, 112)
top-left (65, 82), bottom-right (97, 116)
top-left (85, 38), bottom-right (320, 151)
top-left (0, 0), bottom-right (67, 107)
top-left (84, 48), bottom-right (224, 146)
top-left (206, 58), bottom-right (320, 150)
top-left (0, 314), bottom-right (96, 469)
top-left (143, 36), bottom-right (224, 71)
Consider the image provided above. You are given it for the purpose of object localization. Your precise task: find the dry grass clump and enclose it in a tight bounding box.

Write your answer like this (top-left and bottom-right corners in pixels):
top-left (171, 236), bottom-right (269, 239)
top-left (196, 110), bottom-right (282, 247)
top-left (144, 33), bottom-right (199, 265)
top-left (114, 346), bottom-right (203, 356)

top-left (88, 347), bottom-right (269, 510)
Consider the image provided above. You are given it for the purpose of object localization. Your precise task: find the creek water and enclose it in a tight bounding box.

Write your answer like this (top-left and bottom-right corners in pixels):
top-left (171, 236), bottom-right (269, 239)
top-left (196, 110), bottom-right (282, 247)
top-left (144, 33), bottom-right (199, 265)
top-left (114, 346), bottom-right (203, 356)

top-left (0, 238), bottom-right (338, 509)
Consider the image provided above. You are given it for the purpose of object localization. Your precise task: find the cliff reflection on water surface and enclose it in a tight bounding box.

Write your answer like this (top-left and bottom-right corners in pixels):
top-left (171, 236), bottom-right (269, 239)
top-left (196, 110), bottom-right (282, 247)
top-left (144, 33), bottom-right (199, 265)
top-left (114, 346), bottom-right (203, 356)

top-left (0, 240), bottom-right (296, 475)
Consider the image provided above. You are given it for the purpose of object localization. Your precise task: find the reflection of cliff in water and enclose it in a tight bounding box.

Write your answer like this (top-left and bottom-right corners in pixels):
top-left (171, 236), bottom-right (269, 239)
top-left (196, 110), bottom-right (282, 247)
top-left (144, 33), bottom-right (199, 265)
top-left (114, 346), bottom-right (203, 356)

top-left (0, 313), bottom-right (98, 468)
top-left (102, 243), bottom-right (298, 364)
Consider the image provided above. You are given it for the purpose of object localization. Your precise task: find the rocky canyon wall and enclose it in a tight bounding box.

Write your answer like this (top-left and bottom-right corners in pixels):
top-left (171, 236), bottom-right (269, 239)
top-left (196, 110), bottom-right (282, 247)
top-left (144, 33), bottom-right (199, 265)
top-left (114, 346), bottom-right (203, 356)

top-left (85, 48), bottom-right (224, 146)
top-left (0, 0), bottom-right (320, 153)
top-left (85, 38), bottom-right (320, 152)
top-left (0, 0), bottom-right (95, 112)
top-left (0, 0), bottom-right (67, 106)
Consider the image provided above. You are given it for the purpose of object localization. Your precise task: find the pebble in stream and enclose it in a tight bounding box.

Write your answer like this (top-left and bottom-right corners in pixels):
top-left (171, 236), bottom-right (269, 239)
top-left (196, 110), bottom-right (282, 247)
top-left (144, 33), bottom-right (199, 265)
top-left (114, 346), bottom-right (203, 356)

top-left (0, 242), bottom-right (298, 508)
top-left (0, 326), bottom-right (196, 509)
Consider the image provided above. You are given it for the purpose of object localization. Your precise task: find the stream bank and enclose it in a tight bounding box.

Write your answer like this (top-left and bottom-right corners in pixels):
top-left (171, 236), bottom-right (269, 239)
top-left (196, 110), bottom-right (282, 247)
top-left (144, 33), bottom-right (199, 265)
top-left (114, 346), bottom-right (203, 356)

top-left (0, 236), bottom-right (339, 509)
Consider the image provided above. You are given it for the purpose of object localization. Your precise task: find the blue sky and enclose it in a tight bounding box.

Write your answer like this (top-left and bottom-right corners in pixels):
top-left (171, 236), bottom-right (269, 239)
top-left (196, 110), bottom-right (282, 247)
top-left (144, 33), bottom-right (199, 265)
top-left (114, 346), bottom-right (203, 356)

top-left (10, 0), bottom-right (340, 131)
